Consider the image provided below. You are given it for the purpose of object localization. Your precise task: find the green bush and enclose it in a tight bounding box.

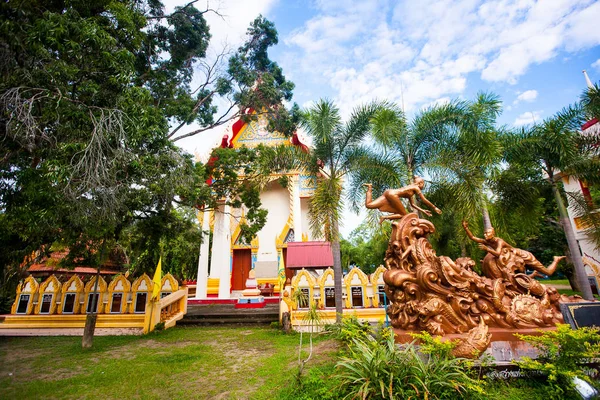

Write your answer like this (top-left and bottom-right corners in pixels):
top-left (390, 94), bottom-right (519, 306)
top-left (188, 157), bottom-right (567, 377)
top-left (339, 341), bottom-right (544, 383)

top-left (336, 333), bottom-right (485, 399)
top-left (325, 314), bottom-right (373, 346)
top-left (515, 324), bottom-right (600, 399)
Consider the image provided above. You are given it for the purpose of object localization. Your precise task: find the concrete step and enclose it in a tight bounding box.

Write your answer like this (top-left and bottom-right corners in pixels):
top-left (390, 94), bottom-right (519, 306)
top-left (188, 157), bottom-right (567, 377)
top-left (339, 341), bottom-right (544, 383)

top-left (181, 303), bottom-right (279, 326)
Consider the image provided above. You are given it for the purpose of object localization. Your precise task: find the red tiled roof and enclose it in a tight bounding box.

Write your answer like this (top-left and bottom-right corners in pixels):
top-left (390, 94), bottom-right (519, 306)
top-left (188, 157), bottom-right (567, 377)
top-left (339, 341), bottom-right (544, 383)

top-left (582, 118), bottom-right (598, 131)
top-left (28, 265), bottom-right (119, 275)
top-left (286, 241), bottom-right (333, 269)
top-left (26, 249), bottom-right (122, 275)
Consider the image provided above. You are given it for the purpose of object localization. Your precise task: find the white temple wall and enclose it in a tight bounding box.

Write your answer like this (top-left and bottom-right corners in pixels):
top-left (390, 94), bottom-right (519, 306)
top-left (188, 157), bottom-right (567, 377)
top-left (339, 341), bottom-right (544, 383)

top-left (301, 197), bottom-right (315, 240)
top-left (254, 180), bottom-right (290, 278)
top-left (562, 175), bottom-right (600, 279)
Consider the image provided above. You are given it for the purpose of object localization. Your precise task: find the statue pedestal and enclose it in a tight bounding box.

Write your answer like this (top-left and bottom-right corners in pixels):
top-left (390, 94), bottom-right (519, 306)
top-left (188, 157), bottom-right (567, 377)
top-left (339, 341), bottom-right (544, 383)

top-left (392, 326), bottom-right (558, 363)
top-left (235, 270), bottom-right (265, 308)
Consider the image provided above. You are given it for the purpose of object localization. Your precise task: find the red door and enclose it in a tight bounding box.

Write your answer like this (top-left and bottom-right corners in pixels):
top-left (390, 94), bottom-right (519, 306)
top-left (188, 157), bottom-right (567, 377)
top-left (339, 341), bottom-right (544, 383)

top-left (232, 249), bottom-right (252, 290)
top-left (283, 248), bottom-right (294, 284)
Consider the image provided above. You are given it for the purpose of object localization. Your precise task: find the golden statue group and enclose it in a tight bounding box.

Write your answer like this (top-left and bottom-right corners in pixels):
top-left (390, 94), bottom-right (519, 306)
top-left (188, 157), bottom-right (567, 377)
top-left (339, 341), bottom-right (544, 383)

top-left (365, 178), bottom-right (573, 358)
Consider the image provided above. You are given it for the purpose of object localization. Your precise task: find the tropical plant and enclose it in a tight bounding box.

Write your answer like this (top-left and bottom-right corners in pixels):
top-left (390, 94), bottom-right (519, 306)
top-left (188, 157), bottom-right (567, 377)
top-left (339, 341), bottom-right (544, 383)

top-left (336, 334), bottom-right (485, 400)
top-left (515, 324), bottom-right (600, 399)
top-left (297, 303), bottom-right (323, 378)
top-left (504, 105), bottom-right (596, 299)
top-left (433, 92), bottom-right (505, 230)
top-left (299, 99), bottom-right (382, 323)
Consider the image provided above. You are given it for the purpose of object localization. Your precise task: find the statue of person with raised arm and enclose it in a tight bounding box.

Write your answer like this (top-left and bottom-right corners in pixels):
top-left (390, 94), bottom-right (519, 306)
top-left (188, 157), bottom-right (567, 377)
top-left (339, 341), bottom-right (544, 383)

top-left (364, 176), bottom-right (442, 222)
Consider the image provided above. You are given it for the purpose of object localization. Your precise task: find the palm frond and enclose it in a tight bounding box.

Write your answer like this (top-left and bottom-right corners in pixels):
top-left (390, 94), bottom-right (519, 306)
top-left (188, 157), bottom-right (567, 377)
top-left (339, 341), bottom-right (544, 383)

top-left (580, 82), bottom-right (600, 120)
top-left (565, 191), bottom-right (600, 250)
top-left (308, 176), bottom-right (343, 242)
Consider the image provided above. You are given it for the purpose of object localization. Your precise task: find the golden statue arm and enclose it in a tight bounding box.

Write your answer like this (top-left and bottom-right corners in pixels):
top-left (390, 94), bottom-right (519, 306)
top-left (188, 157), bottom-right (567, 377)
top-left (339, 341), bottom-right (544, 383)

top-left (462, 221), bottom-right (485, 244)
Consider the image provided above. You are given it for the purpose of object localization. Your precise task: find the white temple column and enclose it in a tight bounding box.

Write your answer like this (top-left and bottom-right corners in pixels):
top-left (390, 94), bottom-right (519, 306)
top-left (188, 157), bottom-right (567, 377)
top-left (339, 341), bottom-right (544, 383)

top-left (210, 202), bottom-right (232, 298)
top-left (194, 210), bottom-right (211, 299)
top-left (291, 175), bottom-right (302, 241)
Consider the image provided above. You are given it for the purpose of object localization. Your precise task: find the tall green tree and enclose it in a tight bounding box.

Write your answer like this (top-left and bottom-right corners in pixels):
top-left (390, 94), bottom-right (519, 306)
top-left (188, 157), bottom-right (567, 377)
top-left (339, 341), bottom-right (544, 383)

top-left (300, 99), bottom-right (380, 322)
top-left (435, 92), bottom-right (504, 230)
top-left (504, 105), bottom-right (596, 300)
top-left (0, 0), bottom-right (293, 271)
top-left (0, 0), bottom-right (294, 343)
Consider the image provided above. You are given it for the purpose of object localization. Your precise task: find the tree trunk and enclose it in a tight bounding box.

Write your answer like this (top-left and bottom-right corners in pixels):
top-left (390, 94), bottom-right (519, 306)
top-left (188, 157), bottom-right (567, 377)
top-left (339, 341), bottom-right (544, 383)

top-left (82, 240), bottom-right (107, 349)
top-left (460, 241), bottom-right (467, 258)
top-left (481, 194), bottom-right (492, 231)
top-left (82, 266), bottom-right (101, 349)
top-left (331, 219), bottom-right (344, 324)
top-left (551, 182), bottom-right (593, 300)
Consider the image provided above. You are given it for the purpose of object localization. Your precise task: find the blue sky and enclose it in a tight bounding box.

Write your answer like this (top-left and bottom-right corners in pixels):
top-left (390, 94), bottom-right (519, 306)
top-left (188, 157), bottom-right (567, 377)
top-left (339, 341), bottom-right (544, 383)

top-left (267, 0), bottom-right (600, 127)
top-left (167, 0), bottom-right (600, 235)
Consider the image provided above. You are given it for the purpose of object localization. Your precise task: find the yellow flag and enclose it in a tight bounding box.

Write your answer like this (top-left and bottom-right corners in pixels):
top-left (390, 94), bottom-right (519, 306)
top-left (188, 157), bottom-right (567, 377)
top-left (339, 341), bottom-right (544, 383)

top-left (277, 253), bottom-right (286, 289)
top-left (152, 257), bottom-right (162, 300)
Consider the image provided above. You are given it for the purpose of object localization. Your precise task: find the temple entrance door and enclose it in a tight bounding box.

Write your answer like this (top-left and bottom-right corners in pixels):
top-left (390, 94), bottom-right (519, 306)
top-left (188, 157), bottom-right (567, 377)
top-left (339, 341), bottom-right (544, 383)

top-left (232, 249), bottom-right (251, 290)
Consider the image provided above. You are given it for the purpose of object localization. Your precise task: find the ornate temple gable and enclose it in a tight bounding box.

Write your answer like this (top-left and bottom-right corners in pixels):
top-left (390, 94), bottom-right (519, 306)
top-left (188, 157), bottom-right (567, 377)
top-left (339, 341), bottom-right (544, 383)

top-left (299, 174), bottom-right (317, 198)
top-left (231, 115), bottom-right (290, 149)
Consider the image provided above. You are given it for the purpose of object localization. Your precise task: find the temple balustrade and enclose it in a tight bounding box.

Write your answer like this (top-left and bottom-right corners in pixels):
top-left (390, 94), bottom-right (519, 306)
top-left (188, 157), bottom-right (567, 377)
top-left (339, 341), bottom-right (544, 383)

top-left (58, 275), bottom-right (84, 314)
top-left (144, 287), bottom-right (188, 332)
top-left (2, 273), bottom-right (188, 335)
top-left (83, 276), bottom-right (108, 314)
top-left (131, 273), bottom-right (151, 314)
top-left (283, 266), bottom-right (388, 331)
top-left (291, 269), bottom-right (318, 308)
top-left (370, 266), bottom-right (387, 308)
top-left (11, 276), bottom-right (39, 315)
top-left (344, 267), bottom-right (369, 309)
top-left (108, 275), bottom-right (131, 314)
top-left (35, 275), bottom-right (61, 315)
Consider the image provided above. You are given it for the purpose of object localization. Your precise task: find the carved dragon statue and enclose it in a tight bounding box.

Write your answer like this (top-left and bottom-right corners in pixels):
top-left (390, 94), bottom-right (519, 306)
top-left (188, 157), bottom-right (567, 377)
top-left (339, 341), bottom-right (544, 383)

top-left (365, 178), bottom-right (574, 359)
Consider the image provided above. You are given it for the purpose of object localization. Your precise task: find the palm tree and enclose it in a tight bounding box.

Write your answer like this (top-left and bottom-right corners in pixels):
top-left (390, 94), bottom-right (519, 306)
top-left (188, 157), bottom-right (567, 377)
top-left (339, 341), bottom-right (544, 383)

top-left (504, 105), bottom-right (594, 300)
top-left (300, 99), bottom-right (382, 323)
top-left (347, 100), bottom-right (469, 218)
top-left (434, 92), bottom-right (504, 230)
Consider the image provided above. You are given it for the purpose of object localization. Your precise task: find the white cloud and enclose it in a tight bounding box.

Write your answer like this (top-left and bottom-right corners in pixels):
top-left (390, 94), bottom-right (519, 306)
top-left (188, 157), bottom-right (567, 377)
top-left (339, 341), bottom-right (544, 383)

top-left (593, 59), bottom-right (600, 72)
top-left (514, 110), bottom-right (543, 126)
top-left (284, 0), bottom-right (600, 117)
top-left (514, 89), bottom-right (538, 105)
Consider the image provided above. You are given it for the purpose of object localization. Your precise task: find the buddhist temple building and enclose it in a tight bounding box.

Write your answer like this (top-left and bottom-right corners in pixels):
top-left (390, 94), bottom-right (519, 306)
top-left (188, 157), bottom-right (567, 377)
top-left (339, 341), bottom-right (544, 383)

top-left (193, 113), bottom-right (326, 301)
top-left (560, 71), bottom-right (600, 290)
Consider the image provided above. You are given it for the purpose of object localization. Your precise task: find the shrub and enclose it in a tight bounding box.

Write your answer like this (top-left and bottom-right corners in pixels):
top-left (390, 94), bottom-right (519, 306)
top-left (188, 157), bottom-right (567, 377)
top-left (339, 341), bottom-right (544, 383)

top-left (515, 324), bottom-right (600, 399)
top-left (336, 333), bottom-right (485, 399)
top-left (326, 314), bottom-right (372, 346)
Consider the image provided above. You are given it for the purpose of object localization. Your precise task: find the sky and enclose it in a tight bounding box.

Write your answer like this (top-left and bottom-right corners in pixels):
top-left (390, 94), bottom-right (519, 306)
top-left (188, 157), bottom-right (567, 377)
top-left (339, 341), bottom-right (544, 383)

top-left (165, 0), bottom-right (600, 237)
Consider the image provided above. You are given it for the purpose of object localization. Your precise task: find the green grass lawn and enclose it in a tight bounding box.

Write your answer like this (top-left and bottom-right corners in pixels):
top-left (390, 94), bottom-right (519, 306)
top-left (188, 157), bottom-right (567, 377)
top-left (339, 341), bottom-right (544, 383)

top-left (540, 278), bottom-right (571, 286)
top-left (0, 326), bottom-right (338, 400)
top-left (0, 325), bottom-right (590, 399)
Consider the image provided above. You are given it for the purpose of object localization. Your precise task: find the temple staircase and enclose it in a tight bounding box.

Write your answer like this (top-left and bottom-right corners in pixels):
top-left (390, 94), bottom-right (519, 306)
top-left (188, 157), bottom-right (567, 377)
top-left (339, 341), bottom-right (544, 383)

top-left (180, 303), bottom-right (279, 326)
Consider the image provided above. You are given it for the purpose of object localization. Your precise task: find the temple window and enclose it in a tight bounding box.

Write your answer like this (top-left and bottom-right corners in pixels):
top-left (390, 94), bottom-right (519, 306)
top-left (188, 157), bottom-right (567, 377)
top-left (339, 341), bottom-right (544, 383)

top-left (284, 229), bottom-right (295, 243)
top-left (16, 294), bottom-right (30, 314)
top-left (111, 293), bottom-right (123, 313)
top-left (298, 288), bottom-right (310, 309)
top-left (39, 294), bottom-right (53, 314)
top-left (351, 286), bottom-right (363, 308)
top-left (86, 293), bottom-right (100, 313)
top-left (135, 292), bottom-right (147, 313)
top-left (324, 287), bottom-right (336, 308)
top-left (378, 285), bottom-right (386, 308)
top-left (160, 292), bottom-right (171, 299)
top-left (63, 293), bottom-right (76, 314)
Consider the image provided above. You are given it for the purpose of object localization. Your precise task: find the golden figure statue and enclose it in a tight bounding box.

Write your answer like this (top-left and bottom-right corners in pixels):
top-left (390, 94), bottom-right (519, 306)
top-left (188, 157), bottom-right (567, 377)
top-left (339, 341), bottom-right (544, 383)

top-left (462, 221), bottom-right (566, 280)
top-left (364, 177), bottom-right (442, 222)
top-left (371, 185), bottom-right (577, 359)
